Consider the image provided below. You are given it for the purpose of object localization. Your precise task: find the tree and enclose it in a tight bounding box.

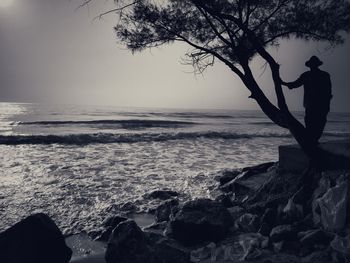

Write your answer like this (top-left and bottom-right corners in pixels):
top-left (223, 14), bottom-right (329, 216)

top-left (80, 0), bottom-right (350, 168)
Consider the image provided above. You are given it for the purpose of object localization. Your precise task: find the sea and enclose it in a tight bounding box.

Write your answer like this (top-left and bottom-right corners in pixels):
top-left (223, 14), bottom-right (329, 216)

top-left (0, 102), bottom-right (349, 235)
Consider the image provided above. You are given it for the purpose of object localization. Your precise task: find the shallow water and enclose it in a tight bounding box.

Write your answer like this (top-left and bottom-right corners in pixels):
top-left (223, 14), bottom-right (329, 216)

top-left (0, 103), bottom-right (349, 234)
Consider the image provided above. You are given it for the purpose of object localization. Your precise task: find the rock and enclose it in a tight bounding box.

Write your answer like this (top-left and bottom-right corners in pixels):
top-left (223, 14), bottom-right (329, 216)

top-left (272, 241), bottom-right (284, 253)
top-left (146, 190), bottom-right (179, 200)
top-left (302, 250), bottom-right (332, 263)
top-left (143, 221), bottom-right (168, 235)
top-left (105, 220), bottom-right (158, 263)
top-left (215, 193), bottom-right (234, 207)
top-left (283, 197), bottom-right (304, 223)
top-left (292, 214), bottom-right (315, 233)
top-left (0, 213), bottom-right (72, 263)
top-left (220, 168), bottom-right (275, 196)
top-left (103, 215), bottom-right (128, 228)
top-left (331, 234), bottom-right (350, 255)
top-left (216, 169), bottom-right (241, 186)
top-left (106, 220), bottom-right (190, 263)
top-left (95, 215), bottom-right (127, 242)
top-left (227, 206), bottom-right (244, 221)
top-left (235, 213), bottom-right (260, 233)
top-left (148, 233), bottom-right (190, 263)
top-left (261, 253), bottom-right (300, 263)
top-left (238, 233), bottom-right (268, 261)
top-left (119, 201), bottom-right (137, 213)
top-left (169, 198), bottom-right (233, 246)
top-left (190, 242), bottom-right (217, 262)
top-left (242, 162), bottom-right (275, 174)
top-left (314, 175), bottom-right (349, 232)
top-left (269, 224), bottom-right (297, 243)
top-left (155, 199), bottom-right (179, 223)
top-left (298, 229), bottom-right (334, 248)
top-left (258, 208), bottom-right (277, 236)
top-left (220, 177), bottom-right (251, 194)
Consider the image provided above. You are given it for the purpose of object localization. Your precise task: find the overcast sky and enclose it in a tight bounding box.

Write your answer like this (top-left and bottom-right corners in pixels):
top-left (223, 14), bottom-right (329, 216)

top-left (0, 0), bottom-right (349, 112)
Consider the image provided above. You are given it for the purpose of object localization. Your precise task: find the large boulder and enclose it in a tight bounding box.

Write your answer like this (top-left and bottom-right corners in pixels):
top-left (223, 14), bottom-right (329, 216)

top-left (241, 162), bottom-right (275, 174)
top-left (155, 199), bottom-right (179, 223)
top-left (105, 220), bottom-right (158, 263)
top-left (147, 232), bottom-right (190, 263)
top-left (94, 215), bottom-right (127, 242)
top-left (169, 199), bottom-right (233, 246)
top-left (234, 213), bottom-right (260, 233)
top-left (0, 213), bottom-right (72, 263)
top-left (312, 172), bottom-right (349, 232)
top-left (298, 229), bottom-right (334, 249)
top-left (215, 169), bottom-right (241, 186)
top-left (105, 220), bottom-right (190, 263)
top-left (269, 224), bottom-right (297, 243)
top-left (220, 166), bottom-right (275, 195)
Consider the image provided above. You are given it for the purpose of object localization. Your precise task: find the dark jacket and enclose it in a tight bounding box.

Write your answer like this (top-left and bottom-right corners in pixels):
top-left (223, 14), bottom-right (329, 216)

top-left (288, 69), bottom-right (332, 110)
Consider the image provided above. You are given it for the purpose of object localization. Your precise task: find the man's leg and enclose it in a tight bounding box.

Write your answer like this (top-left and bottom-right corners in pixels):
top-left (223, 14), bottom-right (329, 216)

top-left (314, 112), bottom-right (328, 142)
top-left (305, 106), bottom-right (329, 145)
top-left (305, 107), bottom-right (318, 145)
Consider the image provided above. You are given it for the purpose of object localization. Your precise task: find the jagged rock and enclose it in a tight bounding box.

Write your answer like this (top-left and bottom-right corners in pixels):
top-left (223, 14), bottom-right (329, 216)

top-left (262, 253), bottom-right (300, 263)
top-left (146, 190), bottom-right (179, 200)
top-left (147, 232), bottom-right (190, 263)
top-left (258, 208), bottom-right (277, 236)
top-left (105, 220), bottom-right (158, 263)
top-left (235, 213), bottom-right (260, 233)
top-left (227, 206), bottom-right (244, 221)
top-left (169, 198), bottom-right (233, 246)
top-left (292, 214), bottom-right (315, 233)
top-left (119, 202), bottom-right (137, 213)
top-left (216, 169), bottom-right (241, 186)
top-left (215, 193), bottom-right (234, 207)
top-left (283, 197), bottom-right (304, 223)
top-left (238, 233), bottom-right (269, 261)
top-left (143, 222), bottom-right (168, 235)
top-left (272, 241), bottom-right (284, 253)
top-left (95, 215), bottom-right (127, 242)
top-left (313, 174), bottom-right (349, 232)
top-left (298, 229), bottom-right (334, 248)
top-left (302, 250), bottom-right (332, 263)
top-left (155, 199), bottom-right (179, 223)
top-left (270, 225), bottom-right (297, 243)
top-left (103, 215), bottom-right (128, 228)
top-left (106, 220), bottom-right (190, 263)
top-left (220, 177), bottom-right (251, 194)
top-left (220, 168), bottom-right (275, 197)
top-left (242, 162), bottom-right (275, 174)
top-left (190, 242), bottom-right (217, 262)
top-left (0, 213), bottom-right (72, 263)
top-left (331, 234), bottom-right (350, 256)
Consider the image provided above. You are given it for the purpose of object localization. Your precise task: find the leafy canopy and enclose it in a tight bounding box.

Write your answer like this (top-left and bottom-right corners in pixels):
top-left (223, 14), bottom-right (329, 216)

top-left (110, 0), bottom-right (350, 73)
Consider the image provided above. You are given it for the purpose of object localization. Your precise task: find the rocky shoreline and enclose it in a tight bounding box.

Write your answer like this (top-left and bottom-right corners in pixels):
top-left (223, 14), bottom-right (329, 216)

top-left (2, 157), bottom-right (350, 262)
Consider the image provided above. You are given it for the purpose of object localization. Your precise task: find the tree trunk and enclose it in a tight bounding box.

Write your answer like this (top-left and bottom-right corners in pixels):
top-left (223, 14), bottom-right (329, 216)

top-left (241, 65), bottom-right (323, 169)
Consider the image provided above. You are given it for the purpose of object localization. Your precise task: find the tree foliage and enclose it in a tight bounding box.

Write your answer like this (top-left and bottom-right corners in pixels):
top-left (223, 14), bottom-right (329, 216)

top-left (110, 0), bottom-right (350, 72)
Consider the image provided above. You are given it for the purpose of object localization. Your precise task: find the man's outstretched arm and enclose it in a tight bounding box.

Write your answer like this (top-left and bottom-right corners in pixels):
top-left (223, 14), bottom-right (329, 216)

top-left (281, 74), bottom-right (304, 89)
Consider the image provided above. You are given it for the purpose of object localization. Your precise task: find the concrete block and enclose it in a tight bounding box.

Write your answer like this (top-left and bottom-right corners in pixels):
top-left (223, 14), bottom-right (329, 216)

top-left (278, 139), bottom-right (350, 173)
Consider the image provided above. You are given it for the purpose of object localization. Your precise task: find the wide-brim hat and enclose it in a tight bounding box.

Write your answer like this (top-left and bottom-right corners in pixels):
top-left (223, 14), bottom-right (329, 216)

top-left (305, 56), bottom-right (323, 68)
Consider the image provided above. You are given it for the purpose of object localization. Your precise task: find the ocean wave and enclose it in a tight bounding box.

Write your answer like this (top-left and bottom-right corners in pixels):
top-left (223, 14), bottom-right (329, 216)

top-left (18, 119), bottom-right (196, 128)
top-left (0, 131), bottom-right (349, 145)
top-left (0, 132), bottom-right (286, 145)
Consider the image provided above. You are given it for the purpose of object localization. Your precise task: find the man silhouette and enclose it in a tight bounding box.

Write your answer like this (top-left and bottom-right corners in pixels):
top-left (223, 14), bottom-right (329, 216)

top-left (282, 56), bottom-right (332, 145)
